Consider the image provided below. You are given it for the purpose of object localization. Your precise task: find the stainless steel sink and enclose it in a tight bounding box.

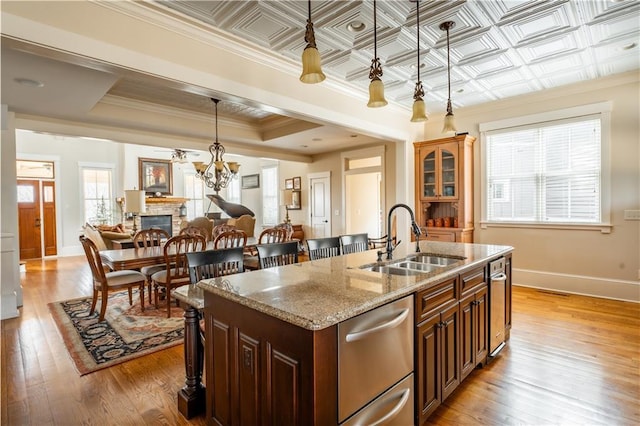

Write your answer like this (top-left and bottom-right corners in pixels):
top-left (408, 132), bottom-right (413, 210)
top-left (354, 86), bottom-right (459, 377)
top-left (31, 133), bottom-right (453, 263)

top-left (359, 254), bottom-right (464, 276)
top-left (405, 254), bottom-right (462, 266)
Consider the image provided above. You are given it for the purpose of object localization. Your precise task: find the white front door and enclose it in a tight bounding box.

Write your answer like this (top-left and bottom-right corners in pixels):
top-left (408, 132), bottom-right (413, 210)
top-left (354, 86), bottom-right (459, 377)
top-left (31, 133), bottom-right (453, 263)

top-left (309, 172), bottom-right (331, 238)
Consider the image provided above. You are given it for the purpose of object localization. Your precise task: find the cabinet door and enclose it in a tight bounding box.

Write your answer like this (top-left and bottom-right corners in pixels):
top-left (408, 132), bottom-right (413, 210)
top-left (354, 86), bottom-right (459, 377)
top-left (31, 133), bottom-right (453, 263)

top-left (474, 285), bottom-right (489, 365)
top-left (439, 142), bottom-right (459, 200)
top-left (419, 146), bottom-right (438, 199)
top-left (416, 312), bottom-right (442, 424)
top-left (440, 302), bottom-right (460, 401)
top-left (459, 293), bottom-right (475, 380)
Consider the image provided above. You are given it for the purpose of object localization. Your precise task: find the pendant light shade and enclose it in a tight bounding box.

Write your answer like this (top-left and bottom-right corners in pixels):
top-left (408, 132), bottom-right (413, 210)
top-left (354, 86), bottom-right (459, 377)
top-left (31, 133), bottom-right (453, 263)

top-left (300, 0), bottom-right (325, 84)
top-left (440, 21), bottom-right (457, 133)
top-left (367, 0), bottom-right (387, 108)
top-left (410, 0), bottom-right (428, 122)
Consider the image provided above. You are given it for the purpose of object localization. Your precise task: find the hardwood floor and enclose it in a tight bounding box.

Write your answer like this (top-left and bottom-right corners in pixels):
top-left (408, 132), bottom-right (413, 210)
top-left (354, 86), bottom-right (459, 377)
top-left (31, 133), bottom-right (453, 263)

top-left (2, 256), bottom-right (639, 425)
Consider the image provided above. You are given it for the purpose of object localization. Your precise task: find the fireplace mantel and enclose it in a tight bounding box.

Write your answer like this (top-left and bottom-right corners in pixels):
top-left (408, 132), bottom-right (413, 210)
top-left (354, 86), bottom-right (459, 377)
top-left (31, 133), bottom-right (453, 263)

top-left (145, 197), bottom-right (189, 204)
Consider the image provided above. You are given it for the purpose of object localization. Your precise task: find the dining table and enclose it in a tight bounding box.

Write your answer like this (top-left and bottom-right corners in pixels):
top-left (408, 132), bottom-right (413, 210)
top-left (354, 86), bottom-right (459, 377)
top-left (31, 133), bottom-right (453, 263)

top-left (99, 237), bottom-right (259, 271)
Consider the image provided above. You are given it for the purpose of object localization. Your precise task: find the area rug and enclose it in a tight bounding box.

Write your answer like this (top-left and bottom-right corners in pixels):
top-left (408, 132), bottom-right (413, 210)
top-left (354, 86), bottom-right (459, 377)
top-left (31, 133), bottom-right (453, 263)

top-left (48, 290), bottom-right (184, 375)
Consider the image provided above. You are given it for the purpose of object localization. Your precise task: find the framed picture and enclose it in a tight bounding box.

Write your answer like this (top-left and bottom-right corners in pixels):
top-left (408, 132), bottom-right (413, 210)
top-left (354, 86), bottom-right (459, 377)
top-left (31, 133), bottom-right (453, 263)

top-left (242, 174), bottom-right (260, 189)
top-left (285, 178), bottom-right (294, 190)
top-left (288, 190), bottom-right (301, 210)
top-left (139, 158), bottom-right (173, 195)
top-left (293, 176), bottom-right (301, 190)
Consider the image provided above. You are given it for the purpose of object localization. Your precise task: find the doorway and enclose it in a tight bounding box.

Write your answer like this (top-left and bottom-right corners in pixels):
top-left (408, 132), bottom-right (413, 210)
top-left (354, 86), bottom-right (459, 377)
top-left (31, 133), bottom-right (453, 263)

top-left (342, 147), bottom-right (385, 238)
top-left (17, 160), bottom-right (58, 259)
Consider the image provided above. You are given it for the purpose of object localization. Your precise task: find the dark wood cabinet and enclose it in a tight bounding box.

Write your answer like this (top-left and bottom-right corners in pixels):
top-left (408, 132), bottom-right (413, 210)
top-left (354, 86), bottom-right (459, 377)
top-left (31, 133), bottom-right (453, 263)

top-left (416, 301), bottom-right (460, 423)
top-left (460, 283), bottom-right (488, 380)
top-left (415, 277), bottom-right (461, 424)
top-left (204, 293), bottom-right (337, 426)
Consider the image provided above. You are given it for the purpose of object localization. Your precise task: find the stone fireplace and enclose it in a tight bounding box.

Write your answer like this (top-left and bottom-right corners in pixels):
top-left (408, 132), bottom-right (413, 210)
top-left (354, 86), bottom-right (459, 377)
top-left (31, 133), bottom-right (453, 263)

top-left (128, 197), bottom-right (188, 236)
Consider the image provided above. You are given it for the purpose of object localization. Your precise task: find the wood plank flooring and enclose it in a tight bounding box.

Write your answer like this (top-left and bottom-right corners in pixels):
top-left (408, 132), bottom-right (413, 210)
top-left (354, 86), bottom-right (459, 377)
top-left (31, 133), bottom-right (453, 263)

top-left (2, 256), bottom-right (639, 425)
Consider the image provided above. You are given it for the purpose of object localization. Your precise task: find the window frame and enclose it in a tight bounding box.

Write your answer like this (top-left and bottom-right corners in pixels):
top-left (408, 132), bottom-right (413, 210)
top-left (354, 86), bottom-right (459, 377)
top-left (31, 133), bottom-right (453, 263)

top-left (261, 165), bottom-right (279, 226)
top-left (183, 171), bottom-right (205, 220)
top-left (479, 102), bottom-right (612, 234)
top-left (79, 162), bottom-right (116, 225)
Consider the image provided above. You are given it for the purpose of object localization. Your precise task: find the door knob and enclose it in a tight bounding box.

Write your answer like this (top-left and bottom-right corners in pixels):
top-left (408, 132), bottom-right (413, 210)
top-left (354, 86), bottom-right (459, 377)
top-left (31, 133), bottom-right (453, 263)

top-left (35, 218), bottom-right (41, 227)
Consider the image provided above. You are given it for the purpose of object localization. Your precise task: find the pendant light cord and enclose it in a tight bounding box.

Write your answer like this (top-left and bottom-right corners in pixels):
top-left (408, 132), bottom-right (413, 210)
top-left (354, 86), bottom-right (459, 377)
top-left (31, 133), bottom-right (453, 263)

top-left (416, 0), bottom-right (420, 83)
top-left (446, 25), bottom-right (451, 103)
top-left (373, 0), bottom-right (377, 61)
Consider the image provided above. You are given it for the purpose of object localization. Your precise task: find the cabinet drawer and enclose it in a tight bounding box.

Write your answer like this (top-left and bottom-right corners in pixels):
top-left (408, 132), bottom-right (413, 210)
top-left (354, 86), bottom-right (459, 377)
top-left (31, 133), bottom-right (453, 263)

top-left (416, 277), bottom-right (458, 323)
top-left (425, 231), bottom-right (456, 242)
top-left (460, 266), bottom-right (486, 295)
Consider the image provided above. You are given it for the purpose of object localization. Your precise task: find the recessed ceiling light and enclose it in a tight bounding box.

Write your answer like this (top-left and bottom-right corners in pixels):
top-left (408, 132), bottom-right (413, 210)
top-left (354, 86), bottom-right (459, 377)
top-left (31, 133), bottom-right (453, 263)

top-left (347, 20), bottom-right (366, 33)
top-left (621, 42), bottom-right (637, 50)
top-left (456, 88), bottom-right (464, 93)
top-left (350, 134), bottom-right (358, 138)
top-left (14, 77), bottom-right (44, 88)
top-left (410, 63), bottom-right (426, 69)
top-left (312, 137), bottom-right (322, 142)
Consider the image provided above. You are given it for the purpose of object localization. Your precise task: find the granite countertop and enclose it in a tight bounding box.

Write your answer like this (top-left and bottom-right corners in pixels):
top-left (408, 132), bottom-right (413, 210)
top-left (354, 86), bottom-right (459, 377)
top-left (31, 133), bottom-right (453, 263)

top-left (194, 241), bottom-right (512, 331)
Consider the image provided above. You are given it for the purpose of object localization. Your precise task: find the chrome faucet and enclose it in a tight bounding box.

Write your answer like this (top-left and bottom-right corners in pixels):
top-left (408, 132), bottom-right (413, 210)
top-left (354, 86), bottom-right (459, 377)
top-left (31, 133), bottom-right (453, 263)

top-left (378, 203), bottom-right (423, 261)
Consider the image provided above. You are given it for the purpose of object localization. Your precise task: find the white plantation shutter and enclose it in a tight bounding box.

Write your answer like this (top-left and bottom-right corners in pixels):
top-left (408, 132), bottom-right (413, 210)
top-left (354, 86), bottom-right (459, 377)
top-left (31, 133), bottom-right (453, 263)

top-left (486, 115), bottom-right (601, 223)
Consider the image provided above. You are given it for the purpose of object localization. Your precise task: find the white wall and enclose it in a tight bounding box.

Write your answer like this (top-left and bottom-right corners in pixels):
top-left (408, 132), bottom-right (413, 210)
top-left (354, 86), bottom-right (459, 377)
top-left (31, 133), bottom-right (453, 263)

top-left (418, 73), bottom-right (640, 301)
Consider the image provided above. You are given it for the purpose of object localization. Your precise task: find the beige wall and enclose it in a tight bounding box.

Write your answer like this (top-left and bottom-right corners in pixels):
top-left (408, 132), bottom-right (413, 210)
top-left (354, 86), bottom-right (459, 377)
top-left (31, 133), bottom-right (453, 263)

top-left (419, 73), bottom-right (639, 300)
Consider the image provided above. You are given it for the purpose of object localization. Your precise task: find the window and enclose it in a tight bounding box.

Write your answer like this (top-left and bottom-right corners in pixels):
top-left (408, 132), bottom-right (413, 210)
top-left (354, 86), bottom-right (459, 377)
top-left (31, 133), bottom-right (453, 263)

top-left (226, 176), bottom-right (241, 204)
top-left (482, 106), bottom-right (609, 228)
top-left (262, 166), bottom-right (278, 226)
top-left (184, 173), bottom-right (204, 220)
top-left (81, 167), bottom-right (114, 225)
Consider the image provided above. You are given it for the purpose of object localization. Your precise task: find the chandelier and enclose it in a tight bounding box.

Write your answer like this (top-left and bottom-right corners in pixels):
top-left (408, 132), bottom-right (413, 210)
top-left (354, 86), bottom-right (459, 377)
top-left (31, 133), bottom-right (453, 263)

top-left (193, 98), bottom-right (240, 193)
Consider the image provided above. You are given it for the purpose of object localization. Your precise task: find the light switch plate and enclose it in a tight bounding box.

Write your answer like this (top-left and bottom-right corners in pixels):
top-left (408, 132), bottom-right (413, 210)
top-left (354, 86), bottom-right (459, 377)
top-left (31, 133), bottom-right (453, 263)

top-left (623, 210), bottom-right (640, 220)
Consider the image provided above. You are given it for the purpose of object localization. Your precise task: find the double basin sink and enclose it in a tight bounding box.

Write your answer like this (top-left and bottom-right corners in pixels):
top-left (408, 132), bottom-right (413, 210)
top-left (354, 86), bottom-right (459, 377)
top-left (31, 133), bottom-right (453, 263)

top-left (360, 254), bottom-right (464, 276)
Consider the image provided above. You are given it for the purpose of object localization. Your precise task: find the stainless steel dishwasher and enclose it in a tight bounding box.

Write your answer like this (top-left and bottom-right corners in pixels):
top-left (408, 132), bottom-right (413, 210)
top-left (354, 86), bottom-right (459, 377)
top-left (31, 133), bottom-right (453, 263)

top-left (489, 257), bottom-right (507, 357)
top-left (338, 295), bottom-right (414, 425)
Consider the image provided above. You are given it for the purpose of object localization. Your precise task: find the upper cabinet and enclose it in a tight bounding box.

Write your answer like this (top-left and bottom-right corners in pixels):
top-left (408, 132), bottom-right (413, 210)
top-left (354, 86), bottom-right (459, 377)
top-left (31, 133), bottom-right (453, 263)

top-left (414, 135), bottom-right (475, 243)
top-left (418, 141), bottom-right (459, 200)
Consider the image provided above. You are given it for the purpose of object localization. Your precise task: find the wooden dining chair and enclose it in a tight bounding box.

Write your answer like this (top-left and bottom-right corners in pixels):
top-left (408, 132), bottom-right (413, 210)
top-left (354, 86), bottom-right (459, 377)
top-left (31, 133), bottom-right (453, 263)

top-left (151, 233), bottom-right (206, 318)
top-left (79, 235), bottom-right (146, 322)
top-left (186, 246), bottom-right (245, 282)
top-left (339, 233), bottom-right (369, 254)
top-left (133, 228), bottom-right (170, 303)
top-left (212, 224), bottom-right (237, 240)
top-left (213, 229), bottom-right (247, 249)
top-left (256, 241), bottom-right (299, 269)
top-left (306, 236), bottom-right (341, 260)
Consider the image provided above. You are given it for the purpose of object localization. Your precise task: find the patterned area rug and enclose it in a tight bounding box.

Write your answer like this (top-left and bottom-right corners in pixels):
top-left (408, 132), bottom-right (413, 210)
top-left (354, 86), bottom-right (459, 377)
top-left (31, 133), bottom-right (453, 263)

top-left (48, 290), bottom-right (184, 375)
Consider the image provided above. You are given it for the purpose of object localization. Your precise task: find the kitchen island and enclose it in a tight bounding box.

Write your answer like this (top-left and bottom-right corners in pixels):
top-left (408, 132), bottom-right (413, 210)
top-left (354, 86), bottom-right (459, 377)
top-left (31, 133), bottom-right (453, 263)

top-left (188, 240), bottom-right (513, 425)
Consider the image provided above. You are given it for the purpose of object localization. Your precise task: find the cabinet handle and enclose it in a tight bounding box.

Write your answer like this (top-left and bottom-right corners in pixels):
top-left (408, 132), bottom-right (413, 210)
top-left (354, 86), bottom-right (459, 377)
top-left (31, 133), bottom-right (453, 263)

top-left (345, 308), bottom-right (410, 342)
top-left (436, 321), bottom-right (444, 329)
top-left (365, 388), bottom-right (411, 426)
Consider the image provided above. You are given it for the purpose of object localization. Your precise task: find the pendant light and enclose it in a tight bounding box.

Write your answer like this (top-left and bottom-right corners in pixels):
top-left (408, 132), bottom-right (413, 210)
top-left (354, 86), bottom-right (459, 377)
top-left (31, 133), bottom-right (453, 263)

top-left (367, 0), bottom-right (387, 107)
top-left (193, 99), bottom-right (240, 193)
top-left (410, 0), bottom-right (428, 122)
top-left (300, 0), bottom-right (325, 84)
top-left (440, 20), bottom-right (456, 133)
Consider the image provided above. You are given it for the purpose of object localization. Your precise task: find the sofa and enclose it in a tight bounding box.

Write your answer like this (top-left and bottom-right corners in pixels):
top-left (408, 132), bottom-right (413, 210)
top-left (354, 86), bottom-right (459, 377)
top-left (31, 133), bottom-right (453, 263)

top-left (82, 223), bottom-right (129, 250)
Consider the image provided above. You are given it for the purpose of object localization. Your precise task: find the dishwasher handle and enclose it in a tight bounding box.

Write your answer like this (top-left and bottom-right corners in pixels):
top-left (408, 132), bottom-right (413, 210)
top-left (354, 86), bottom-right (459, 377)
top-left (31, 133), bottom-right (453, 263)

top-left (491, 273), bottom-right (507, 282)
top-left (345, 308), bottom-right (410, 343)
top-left (358, 387), bottom-right (411, 426)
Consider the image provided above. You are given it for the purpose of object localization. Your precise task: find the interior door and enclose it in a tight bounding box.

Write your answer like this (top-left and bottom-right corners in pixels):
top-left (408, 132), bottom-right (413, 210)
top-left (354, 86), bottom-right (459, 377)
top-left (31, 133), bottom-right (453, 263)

top-left (309, 175), bottom-right (331, 238)
top-left (17, 179), bottom-right (42, 259)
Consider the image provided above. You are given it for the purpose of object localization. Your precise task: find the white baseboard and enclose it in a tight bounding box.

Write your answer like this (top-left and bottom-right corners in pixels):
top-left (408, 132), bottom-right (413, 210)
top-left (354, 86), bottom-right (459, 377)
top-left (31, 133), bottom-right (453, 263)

top-left (59, 245), bottom-right (84, 257)
top-left (514, 268), bottom-right (640, 303)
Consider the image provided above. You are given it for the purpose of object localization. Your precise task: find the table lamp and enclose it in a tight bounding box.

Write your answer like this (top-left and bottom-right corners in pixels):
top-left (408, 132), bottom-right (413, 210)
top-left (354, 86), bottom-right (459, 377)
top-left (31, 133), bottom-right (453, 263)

top-left (124, 189), bottom-right (146, 234)
top-left (281, 189), bottom-right (293, 224)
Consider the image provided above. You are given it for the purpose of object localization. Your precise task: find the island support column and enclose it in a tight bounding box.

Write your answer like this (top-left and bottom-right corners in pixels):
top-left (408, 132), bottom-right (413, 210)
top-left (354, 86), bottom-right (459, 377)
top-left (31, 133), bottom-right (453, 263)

top-left (177, 305), bottom-right (205, 418)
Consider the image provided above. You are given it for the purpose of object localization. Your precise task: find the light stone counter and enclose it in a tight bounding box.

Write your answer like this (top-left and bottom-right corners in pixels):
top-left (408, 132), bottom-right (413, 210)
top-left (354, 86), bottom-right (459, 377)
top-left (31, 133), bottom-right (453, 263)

top-left (194, 241), bottom-right (513, 331)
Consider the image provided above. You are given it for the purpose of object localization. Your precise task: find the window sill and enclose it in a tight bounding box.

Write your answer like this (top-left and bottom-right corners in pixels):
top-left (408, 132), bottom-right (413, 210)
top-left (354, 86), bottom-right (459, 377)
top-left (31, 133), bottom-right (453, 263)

top-left (479, 221), bottom-right (612, 234)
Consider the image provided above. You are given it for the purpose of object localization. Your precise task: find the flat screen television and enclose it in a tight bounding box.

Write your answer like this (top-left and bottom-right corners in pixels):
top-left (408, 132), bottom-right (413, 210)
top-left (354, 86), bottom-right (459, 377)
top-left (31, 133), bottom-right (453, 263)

top-left (140, 214), bottom-right (172, 236)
